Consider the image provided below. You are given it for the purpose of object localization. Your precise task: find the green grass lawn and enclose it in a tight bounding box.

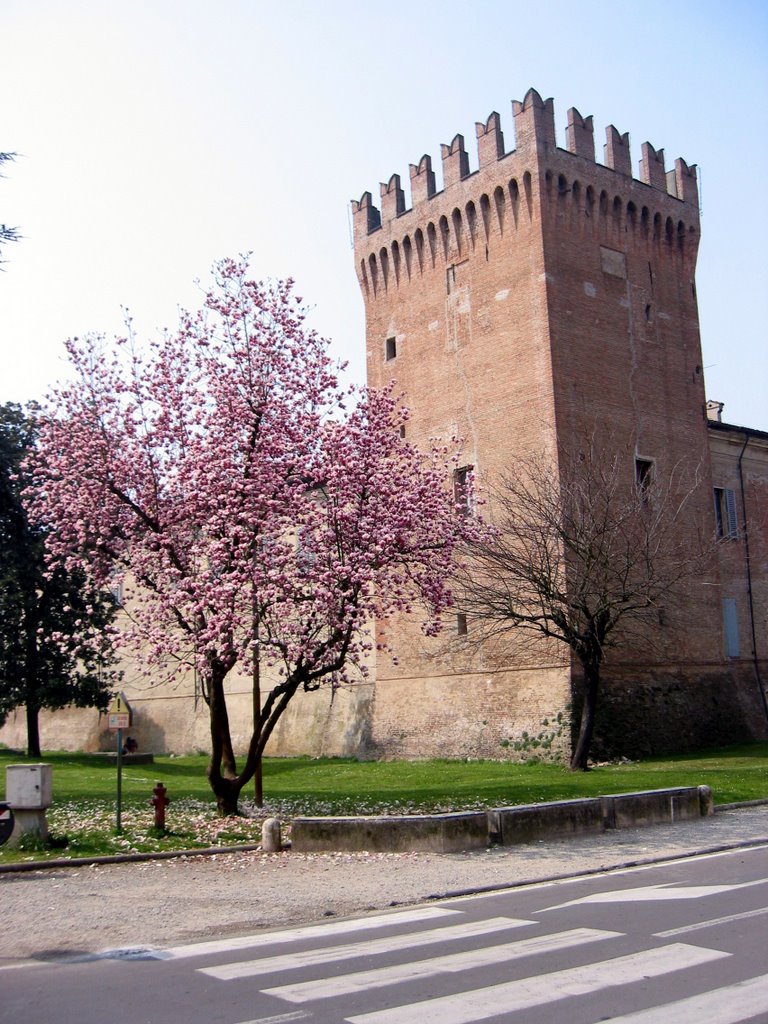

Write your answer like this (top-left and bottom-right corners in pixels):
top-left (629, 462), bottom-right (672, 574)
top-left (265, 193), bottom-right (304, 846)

top-left (0, 743), bottom-right (765, 864)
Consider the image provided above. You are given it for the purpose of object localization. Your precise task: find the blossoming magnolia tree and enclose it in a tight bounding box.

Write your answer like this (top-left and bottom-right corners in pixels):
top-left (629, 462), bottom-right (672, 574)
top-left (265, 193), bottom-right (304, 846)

top-left (29, 257), bottom-right (467, 814)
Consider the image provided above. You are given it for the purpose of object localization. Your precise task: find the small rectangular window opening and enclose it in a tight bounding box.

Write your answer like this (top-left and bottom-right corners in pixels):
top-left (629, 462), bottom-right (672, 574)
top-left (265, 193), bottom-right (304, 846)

top-left (385, 336), bottom-right (397, 361)
top-left (446, 265), bottom-right (456, 294)
top-left (456, 612), bottom-right (468, 636)
top-left (635, 457), bottom-right (653, 499)
top-left (453, 465), bottom-right (474, 515)
top-left (713, 487), bottom-right (738, 540)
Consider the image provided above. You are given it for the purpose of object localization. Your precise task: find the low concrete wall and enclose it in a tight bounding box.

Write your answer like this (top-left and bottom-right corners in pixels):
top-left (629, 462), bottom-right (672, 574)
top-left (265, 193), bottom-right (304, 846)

top-left (291, 811), bottom-right (489, 853)
top-left (490, 797), bottom-right (605, 845)
top-left (602, 787), bottom-right (707, 830)
top-left (291, 786), bottom-right (714, 853)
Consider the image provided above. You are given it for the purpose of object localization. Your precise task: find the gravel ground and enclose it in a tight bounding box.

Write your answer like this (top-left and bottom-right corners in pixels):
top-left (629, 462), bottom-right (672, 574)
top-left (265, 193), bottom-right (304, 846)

top-left (2, 805), bottom-right (766, 964)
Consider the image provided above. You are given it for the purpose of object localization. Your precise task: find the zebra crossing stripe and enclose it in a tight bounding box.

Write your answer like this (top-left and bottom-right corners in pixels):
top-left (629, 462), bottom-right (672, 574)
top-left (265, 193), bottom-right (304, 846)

top-left (586, 972), bottom-right (768, 1023)
top-left (198, 917), bottom-right (534, 981)
top-left (262, 927), bottom-right (621, 1003)
top-left (233, 1014), bottom-right (310, 1024)
top-left (157, 906), bottom-right (461, 960)
top-left (345, 943), bottom-right (730, 1024)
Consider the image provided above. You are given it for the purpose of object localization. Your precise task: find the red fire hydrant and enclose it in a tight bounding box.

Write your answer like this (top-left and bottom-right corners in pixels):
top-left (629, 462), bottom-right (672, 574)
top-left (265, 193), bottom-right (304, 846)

top-left (151, 782), bottom-right (170, 830)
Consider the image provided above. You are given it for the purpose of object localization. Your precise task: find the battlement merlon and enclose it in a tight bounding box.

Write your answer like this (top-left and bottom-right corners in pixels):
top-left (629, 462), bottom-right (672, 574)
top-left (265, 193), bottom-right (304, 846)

top-left (352, 88), bottom-right (700, 237)
top-left (566, 108), bottom-right (594, 161)
top-left (476, 112), bottom-right (505, 167)
top-left (410, 154), bottom-right (437, 206)
top-left (380, 174), bottom-right (406, 222)
top-left (441, 134), bottom-right (470, 189)
top-left (604, 125), bottom-right (632, 178)
top-left (670, 158), bottom-right (699, 206)
top-left (352, 191), bottom-right (381, 245)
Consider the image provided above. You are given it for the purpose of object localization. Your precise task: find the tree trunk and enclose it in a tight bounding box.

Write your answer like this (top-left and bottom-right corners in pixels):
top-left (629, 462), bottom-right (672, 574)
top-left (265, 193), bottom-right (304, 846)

top-left (206, 661), bottom-right (241, 813)
top-left (570, 659), bottom-right (600, 771)
top-left (252, 638), bottom-right (263, 808)
top-left (26, 702), bottom-right (41, 758)
top-left (211, 775), bottom-right (242, 817)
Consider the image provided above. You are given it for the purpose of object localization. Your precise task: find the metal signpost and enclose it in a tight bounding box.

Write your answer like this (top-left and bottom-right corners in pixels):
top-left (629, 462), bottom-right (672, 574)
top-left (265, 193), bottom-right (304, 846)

top-left (107, 693), bottom-right (132, 833)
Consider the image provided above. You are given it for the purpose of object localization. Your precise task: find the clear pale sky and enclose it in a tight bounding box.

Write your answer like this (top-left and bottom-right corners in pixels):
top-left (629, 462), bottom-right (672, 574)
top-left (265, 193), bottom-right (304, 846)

top-left (2, 1), bottom-right (767, 429)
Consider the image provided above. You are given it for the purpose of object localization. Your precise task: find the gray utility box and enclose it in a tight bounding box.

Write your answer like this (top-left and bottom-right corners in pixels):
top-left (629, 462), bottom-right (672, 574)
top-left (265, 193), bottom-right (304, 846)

top-left (6, 764), bottom-right (53, 809)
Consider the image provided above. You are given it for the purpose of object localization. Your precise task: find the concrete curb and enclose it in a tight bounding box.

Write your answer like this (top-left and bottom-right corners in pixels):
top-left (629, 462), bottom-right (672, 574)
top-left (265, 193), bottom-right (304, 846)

top-left (1, 794), bottom-right (766, 875)
top-left (0, 843), bottom-right (263, 874)
top-left (292, 786), bottom-right (713, 853)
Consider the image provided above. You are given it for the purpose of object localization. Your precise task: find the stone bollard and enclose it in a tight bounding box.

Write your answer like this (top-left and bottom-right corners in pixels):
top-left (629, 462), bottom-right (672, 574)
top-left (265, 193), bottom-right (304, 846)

top-left (261, 817), bottom-right (282, 852)
top-left (698, 785), bottom-right (715, 817)
top-left (5, 764), bottom-right (52, 847)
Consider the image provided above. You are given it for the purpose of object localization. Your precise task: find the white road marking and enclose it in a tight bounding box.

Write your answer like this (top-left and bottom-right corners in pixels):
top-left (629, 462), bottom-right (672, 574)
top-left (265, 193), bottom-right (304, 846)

top-left (233, 1013), bottom-right (310, 1024)
top-left (655, 905), bottom-right (768, 937)
top-left (156, 906), bottom-right (461, 960)
top-left (586, 972), bottom-right (768, 1023)
top-left (540, 877), bottom-right (768, 911)
top-left (198, 917), bottom-right (533, 981)
top-left (262, 927), bottom-right (621, 1003)
top-left (344, 943), bottom-right (729, 1024)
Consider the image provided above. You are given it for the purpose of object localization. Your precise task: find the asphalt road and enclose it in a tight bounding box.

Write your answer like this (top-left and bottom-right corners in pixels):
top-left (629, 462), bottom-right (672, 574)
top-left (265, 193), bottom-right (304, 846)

top-left (3, 844), bottom-right (767, 1024)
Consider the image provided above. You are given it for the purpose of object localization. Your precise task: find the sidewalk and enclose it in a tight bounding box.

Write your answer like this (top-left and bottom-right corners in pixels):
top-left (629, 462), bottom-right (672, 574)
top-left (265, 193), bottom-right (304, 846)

top-left (1, 803), bottom-right (766, 963)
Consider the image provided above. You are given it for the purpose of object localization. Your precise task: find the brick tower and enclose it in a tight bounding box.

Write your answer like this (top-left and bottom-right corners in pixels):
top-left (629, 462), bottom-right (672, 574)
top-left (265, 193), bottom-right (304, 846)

top-left (352, 88), bottom-right (755, 760)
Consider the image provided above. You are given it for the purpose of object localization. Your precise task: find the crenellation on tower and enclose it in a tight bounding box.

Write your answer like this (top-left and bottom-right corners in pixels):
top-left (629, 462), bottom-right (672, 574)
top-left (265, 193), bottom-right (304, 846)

top-left (672, 158), bottom-right (699, 208)
top-left (603, 125), bottom-right (632, 177)
top-left (353, 89), bottom-right (701, 249)
top-left (352, 191), bottom-right (381, 240)
top-left (476, 112), bottom-right (506, 166)
top-left (565, 107), bottom-right (595, 161)
top-left (409, 154), bottom-right (437, 206)
top-left (380, 174), bottom-right (406, 222)
top-left (640, 142), bottom-right (667, 191)
top-left (440, 133), bottom-right (470, 189)
top-left (512, 87), bottom-right (556, 153)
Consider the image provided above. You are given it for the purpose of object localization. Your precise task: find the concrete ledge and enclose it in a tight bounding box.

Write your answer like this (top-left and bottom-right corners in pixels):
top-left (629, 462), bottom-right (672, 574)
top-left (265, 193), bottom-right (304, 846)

top-left (291, 811), bottom-right (489, 853)
top-left (291, 786), bottom-right (714, 853)
top-left (603, 787), bottom-right (708, 830)
top-left (491, 797), bottom-right (604, 845)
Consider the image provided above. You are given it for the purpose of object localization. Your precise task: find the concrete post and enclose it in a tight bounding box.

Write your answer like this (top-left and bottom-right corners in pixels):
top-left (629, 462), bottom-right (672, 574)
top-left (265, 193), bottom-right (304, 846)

top-left (261, 817), bottom-right (282, 852)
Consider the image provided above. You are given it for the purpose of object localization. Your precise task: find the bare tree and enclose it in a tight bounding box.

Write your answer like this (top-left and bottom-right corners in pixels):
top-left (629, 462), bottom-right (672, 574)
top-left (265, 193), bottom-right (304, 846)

top-left (455, 441), bottom-right (712, 770)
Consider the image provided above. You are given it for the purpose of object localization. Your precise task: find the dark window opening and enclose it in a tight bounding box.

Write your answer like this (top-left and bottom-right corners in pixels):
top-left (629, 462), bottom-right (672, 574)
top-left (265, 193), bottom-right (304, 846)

top-left (456, 613), bottom-right (468, 636)
top-left (385, 336), bottom-right (397, 361)
top-left (635, 457), bottom-right (653, 498)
